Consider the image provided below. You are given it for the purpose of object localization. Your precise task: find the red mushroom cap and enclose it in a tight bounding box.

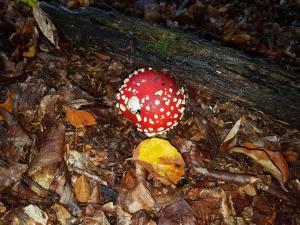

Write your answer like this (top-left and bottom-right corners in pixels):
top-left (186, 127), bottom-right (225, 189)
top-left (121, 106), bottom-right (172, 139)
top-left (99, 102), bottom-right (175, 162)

top-left (116, 68), bottom-right (186, 136)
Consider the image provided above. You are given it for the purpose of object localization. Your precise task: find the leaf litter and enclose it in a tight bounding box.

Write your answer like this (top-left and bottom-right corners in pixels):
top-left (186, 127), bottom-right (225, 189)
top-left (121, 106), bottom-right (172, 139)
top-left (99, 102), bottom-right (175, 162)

top-left (0, 0), bottom-right (300, 224)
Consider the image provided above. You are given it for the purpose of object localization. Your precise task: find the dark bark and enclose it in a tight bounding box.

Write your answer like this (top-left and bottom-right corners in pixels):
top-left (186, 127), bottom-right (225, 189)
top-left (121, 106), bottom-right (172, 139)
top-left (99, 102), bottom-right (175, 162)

top-left (39, 2), bottom-right (300, 127)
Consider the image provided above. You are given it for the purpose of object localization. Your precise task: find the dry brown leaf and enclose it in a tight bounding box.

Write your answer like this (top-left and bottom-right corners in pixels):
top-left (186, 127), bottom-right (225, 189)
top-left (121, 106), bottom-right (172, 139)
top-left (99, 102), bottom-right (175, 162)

top-left (158, 199), bottom-right (197, 225)
top-left (133, 138), bottom-right (185, 185)
top-left (50, 173), bottom-right (81, 215)
top-left (33, 3), bottom-right (59, 49)
top-left (220, 118), bottom-right (241, 152)
top-left (52, 203), bottom-right (72, 225)
top-left (118, 181), bottom-right (157, 214)
top-left (28, 122), bottom-right (65, 176)
top-left (0, 162), bottom-right (28, 191)
top-left (224, 33), bottom-right (252, 43)
top-left (0, 90), bottom-right (13, 121)
top-left (231, 146), bottom-right (289, 185)
top-left (66, 107), bottom-right (97, 128)
top-left (74, 175), bottom-right (91, 203)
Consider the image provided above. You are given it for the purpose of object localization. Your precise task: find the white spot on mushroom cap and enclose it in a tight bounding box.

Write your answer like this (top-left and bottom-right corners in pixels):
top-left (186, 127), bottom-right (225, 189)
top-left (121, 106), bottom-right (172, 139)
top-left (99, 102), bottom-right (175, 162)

top-left (160, 108), bottom-right (164, 112)
top-left (144, 117), bottom-right (147, 122)
top-left (119, 104), bottom-right (126, 112)
top-left (136, 114), bottom-right (142, 122)
top-left (154, 114), bottom-right (159, 119)
top-left (174, 113), bottom-right (178, 119)
top-left (149, 119), bottom-right (155, 124)
top-left (148, 127), bottom-right (153, 131)
top-left (166, 111), bottom-right (171, 116)
top-left (157, 127), bottom-right (164, 132)
top-left (167, 122), bottom-right (172, 126)
top-left (155, 90), bottom-right (163, 96)
top-left (155, 99), bottom-right (160, 105)
top-left (145, 105), bottom-right (150, 111)
top-left (173, 98), bottom-right (177, 102)
top-left (128, 96), bottom-right (141, 114)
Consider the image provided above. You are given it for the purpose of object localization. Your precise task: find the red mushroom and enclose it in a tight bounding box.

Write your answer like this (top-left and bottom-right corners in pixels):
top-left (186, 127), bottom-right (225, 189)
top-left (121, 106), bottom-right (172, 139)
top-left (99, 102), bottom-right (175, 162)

top-left (116, 68), bottom-right (186, 136)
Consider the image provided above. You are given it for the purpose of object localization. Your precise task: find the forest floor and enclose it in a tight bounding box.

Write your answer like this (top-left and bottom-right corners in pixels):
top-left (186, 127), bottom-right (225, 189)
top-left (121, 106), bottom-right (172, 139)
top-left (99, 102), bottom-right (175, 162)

top-left (0, 1), bottom-right (300, 224)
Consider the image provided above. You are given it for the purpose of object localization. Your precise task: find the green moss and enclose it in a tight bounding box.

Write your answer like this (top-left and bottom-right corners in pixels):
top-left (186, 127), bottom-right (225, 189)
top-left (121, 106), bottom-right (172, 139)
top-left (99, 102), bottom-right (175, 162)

top-left (91, 15), bottom-right (199, 57)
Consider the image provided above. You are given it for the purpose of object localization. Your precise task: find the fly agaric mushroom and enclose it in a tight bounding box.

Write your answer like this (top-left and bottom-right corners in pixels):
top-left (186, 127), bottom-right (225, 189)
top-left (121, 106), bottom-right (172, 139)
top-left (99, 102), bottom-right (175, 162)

top-left (116, 68), bottom-right (186, 136)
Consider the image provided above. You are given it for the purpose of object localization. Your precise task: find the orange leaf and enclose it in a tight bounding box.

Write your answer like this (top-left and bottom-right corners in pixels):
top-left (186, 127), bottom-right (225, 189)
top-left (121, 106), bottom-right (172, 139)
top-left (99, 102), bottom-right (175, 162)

top-left (0, 90), bottom-right (13, 121)
top-left (74, 175), bottom-right (91, 203)
top-left (133, 138), bottom-right (185, 185)
top-left (231, 146), bottom-right (289, 185)
top-left (66, 107), bottom-right (97, 128)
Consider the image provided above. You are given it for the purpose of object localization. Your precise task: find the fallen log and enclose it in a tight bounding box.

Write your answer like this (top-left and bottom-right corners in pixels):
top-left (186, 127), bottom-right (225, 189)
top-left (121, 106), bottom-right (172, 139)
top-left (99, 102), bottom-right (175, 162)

top-left (39, 1), bottom-right (300, 127)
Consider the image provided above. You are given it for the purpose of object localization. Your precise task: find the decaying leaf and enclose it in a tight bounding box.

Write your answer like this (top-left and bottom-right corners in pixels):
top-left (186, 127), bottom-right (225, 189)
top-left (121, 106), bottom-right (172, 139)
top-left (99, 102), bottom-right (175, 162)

top-left (0, 162), bottom-right (28, 191)
top-left (220, 118), bottom-right (241, 152)
top-left (0, 109), bottom-right (32, 163)
top-left (74, 175), bottom-right (91, 203)
top-left (23, 204), bottom-right (48, 225)
top-left (0, 90), bottom-right (13, 121)
top-left (52, 203), bottom-right (72, 225)
top-left (133, 138), bottom-right (185, 185)
top-left (50, 172), bottom-right (81, 215)
top-left (83, 204), bottom-right (110, 225)
top-left (118, 181), bottom-right (157, 214)
top-left (33, 3), bottom-right (59, 49)
top-left (231, 145), bottom-right (289, 185)
top-left (158, 199), bottom-right (197, 225)
top-left (66, 107), bottom-right (97, 128)
top-left (28, 122), bottom-right (65, 176)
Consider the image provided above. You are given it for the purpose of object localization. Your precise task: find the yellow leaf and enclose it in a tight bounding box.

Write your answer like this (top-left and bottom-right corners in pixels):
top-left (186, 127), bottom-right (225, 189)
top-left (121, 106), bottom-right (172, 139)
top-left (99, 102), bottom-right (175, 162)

top-left (133, 138), bottom-right (185, 185)
top-left (74, 175), bottom-right (91, 203)
top-left (21, 0), bottom-right (38, 7)
top-left (0, 90), bottom-right (13, 121)
top-left (66, 107), bottom-right (97, 128)
top-left (23, 41), bottom-right (37, 58)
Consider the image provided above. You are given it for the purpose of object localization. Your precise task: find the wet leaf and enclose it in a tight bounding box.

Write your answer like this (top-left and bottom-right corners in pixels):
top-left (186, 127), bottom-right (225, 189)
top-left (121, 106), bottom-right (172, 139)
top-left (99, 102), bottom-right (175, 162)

top-left (74, 175), bottom-right (91, 203)
top-left (231, 146), bottom-right (289, 185)
top-left (133, 138), bottom-right (185, 185)
top-left (66, 107), bottom-right (97, 128)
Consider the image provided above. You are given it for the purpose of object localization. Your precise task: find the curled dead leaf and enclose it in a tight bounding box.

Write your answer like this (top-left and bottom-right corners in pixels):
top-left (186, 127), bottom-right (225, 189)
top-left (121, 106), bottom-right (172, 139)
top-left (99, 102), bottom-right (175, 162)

top-left (231, 145), bottom-right (289, 185)
top-left (133, 138), bottom-right (185, 185)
